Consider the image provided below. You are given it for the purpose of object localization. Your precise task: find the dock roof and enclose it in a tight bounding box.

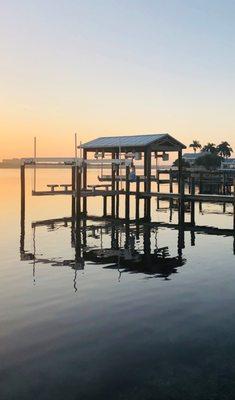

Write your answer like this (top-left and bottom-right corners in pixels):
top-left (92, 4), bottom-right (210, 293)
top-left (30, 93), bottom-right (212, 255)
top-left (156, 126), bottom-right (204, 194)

top-left (83, 133), bottom-right (186, 152)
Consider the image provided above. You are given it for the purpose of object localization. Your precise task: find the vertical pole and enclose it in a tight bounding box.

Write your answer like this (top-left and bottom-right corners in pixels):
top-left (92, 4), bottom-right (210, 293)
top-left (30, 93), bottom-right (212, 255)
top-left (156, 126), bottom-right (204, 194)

top-left (178, 149), bottom-right (184, 226)
top-left (233, 179), bottom-right (235, 233)
top-left (21, 164), bottom-right (25, 220)
top-left (157, 170), bottom-right (160, 192)
top-left (135, 176), bottom-right (140, 221)
top-left (115, 151), bottom-right (119, 218)
top-left (144, 149), bottom-right (147, 217)
top-left (111, 151), bottom-right (116, 218)
top-left (71, 165), bottom-right (76, 245)
top-left (178, 150), bottom-right (183, 195)
top-left (83, 149), bottom-right (87, 214)
top-left (33, 137), bottom-right (36, 192)
top-left (20, 163), bottom-right (25, 256)
top-left (71, 165), bottom-right (76, 218)
top-left (169, 169), bottom-right (173, 193)
top-left (125, 164), bottom-right (130, 220)
top-left (103, 190), bottom-right (107, 217)
top-left (145, 148), bottom-right (151, 220)
top-left (76, 166), bottom-right (81, 218)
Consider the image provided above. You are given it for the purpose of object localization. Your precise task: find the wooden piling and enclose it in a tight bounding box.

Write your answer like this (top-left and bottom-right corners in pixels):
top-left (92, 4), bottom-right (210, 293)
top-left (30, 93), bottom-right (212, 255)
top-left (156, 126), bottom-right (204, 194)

top-left (125, 165), bottom-right (130, 220)
top-left (83, 149), bottom-right (87, 214)
top-left (111, 151), bottom-right (116, 218)
top-left (135, 176), bottom-right (140, 221)
top-left (76, 166), bottom-right (82, 217)
top-left (71, 165), bottom-right (76, 218)
top-left (169, 169), bottom-right (173, 193)
top-left (144, 149), bottom-right (151, 220)
top-left (103, 195), bottom-right (107, 217)
top-left (115, 151), bottom-right (120, 218)
top-left (20, 164), bottom-right (26, 256)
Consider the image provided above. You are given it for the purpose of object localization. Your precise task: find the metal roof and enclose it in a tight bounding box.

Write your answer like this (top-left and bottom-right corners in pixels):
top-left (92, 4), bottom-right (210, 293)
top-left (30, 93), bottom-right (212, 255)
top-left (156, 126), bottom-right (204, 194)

top-left (83, 133), bottom-right (185, 150)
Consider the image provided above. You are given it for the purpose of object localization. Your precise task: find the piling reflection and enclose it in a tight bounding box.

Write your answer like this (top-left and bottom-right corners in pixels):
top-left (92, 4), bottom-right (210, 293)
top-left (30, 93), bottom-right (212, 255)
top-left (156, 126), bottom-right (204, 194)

top-left (20, 201), bottom-right (235, 291)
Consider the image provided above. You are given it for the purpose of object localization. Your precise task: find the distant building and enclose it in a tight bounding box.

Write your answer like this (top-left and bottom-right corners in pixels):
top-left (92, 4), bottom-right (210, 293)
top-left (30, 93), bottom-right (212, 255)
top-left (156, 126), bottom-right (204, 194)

top-left (0, 158), bottom-right (21, 168)
top-left (182, 153), bottom-right (235, 171)
top-left (221, 158), bottom-right (235, 170)
top-left (182, 152), bottom-right (206, 166)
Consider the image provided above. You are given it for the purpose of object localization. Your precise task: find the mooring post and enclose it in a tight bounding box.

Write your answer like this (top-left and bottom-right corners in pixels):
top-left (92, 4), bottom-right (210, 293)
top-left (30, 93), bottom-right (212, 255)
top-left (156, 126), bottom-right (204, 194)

top-left (178, 149), bottom-right (183, 195)
top-left (135, 176), bottom-right (140, 221)
top-left (103, 192), bottom-right (107, 217)
top-left (115, 151), bottom-right (119, 218)
top-left (233, 179), bottom-right (235, 233)
top-left (111, 151), bottom-right (116, 218)
top-left (76, 166), bottom-right (81, 218)
top-left (125, 164), bottom-right (130, 220)
top-left (83, 149), bottom-right (87, 215)
top-left (157, 170), bottom-right (160, 192)
top-left (177, 149), bottom-right (185, 225)
top-left (20, 163), bottom-right (25, 221)
top-left (20, 163), bottom-right (26, 257)
top-left (71, 165), bottom-right (76, 218)
top-left (144, 148), bottom-right (151, 220)
top-left (169, 169), bottom-right (173, 193)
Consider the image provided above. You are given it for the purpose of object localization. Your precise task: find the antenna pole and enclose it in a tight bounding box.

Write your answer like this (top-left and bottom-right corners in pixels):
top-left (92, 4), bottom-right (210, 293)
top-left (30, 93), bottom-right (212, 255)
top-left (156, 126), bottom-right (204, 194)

top-left (33, 136), bottom-right (37, 192)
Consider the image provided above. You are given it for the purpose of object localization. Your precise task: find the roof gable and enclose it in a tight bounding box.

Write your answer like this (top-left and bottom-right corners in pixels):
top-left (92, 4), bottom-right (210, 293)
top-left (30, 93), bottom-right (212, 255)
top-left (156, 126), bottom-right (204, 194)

top-left (83, 133), bottom-right (186, 151)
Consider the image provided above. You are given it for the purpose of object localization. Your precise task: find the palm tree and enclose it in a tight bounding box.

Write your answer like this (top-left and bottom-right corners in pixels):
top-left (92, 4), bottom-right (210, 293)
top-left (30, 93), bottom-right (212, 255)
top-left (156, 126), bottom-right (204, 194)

top-left (189, 140), bottom-right (202, 153)
top-left (216, 141), bottom-right (233, 158)
top-left (202, 143), bottom-right (217, 154)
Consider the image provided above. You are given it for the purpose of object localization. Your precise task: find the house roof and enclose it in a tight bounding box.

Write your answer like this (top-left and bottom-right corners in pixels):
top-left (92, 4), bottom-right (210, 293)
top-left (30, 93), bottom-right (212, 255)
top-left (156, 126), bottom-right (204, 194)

top-left (82, 133), bottom-right (186, 152)
top-left (183, 152), bottom-right (204, 159)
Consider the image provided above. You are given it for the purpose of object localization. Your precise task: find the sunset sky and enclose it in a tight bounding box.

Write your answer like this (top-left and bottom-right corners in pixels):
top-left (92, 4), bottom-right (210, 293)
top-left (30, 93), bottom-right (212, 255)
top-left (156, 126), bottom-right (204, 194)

top-left (1, 0), bottom-right (235, 159)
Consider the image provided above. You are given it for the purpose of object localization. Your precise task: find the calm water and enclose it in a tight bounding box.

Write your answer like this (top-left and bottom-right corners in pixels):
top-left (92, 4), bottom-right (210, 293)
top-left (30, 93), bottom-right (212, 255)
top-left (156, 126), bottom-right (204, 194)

top-left (0, 169), bottom-right (235, 400)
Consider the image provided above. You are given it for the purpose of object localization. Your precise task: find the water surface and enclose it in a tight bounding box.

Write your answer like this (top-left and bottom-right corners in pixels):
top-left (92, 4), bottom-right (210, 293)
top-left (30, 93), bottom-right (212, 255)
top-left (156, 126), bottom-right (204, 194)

top-left (0, 169), bottom-right (235, 400)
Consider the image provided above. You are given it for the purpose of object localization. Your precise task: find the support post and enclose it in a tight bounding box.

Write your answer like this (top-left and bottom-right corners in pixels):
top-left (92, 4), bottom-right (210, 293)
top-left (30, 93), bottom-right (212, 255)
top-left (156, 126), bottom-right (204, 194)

top-left (71, 165), bottom-right (76, 218)
top-left (144, 148), bottom-right (151, 220)
top-left (135, 176), bottom-right (140, 221)
top-left (111, 151), bottom-right (116, 218)
top-left (20, 164), bottom-right (26, 257)
top-left (83, 150), bottom-right (87, 214)
top-left (125, 164), bottom-right (130, 220)
top-left (115, 152), bottom-right (119, 218)
top-left (178, 150), bottom-right (183, 195)
top-left (169, 169), bottom-right (173, 193)
top-left (103, 194), bottom-right (107, 217)
top-left (76, 166), bottom-right (81, 218)
top-left (21, 164), bottom-right (25, 224)
top-left (233, 179), bottom-right (235, 233)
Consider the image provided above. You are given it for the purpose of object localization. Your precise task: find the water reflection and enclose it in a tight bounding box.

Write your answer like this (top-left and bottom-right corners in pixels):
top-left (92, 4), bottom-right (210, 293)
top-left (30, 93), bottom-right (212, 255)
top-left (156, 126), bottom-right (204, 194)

top-left (20, 206), bottom-right (235, 291)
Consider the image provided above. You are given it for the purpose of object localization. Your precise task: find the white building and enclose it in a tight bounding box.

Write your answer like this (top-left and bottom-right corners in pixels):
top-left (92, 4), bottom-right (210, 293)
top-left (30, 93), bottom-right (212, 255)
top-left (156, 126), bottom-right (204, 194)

top-left (182, 152), bottom-right (206, 166)
top-left (221, 158), bottom-right (235, 170)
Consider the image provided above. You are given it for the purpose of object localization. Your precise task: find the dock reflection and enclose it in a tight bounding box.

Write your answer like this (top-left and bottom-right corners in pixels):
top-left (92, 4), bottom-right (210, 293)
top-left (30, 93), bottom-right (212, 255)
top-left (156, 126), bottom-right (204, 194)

top-left (20, 204), bottom-right (235, 291)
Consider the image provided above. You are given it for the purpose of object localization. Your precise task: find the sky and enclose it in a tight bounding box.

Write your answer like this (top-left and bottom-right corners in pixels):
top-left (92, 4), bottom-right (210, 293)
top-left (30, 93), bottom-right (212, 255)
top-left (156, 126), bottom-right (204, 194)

top-left (1, 0), bottom-right (235, 159)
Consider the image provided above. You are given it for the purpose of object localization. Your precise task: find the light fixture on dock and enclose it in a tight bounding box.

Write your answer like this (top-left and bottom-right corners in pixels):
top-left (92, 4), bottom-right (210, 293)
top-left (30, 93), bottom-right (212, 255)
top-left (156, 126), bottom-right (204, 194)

top-left (154, 151), bottom-right (169, 161)
top-left (162, 151), bottom-right (169, 161)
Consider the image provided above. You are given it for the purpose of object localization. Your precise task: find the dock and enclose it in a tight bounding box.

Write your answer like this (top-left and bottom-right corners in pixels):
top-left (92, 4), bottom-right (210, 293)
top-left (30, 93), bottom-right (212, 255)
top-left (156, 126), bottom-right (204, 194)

top-left (20, 133), bottom-right (235, 235)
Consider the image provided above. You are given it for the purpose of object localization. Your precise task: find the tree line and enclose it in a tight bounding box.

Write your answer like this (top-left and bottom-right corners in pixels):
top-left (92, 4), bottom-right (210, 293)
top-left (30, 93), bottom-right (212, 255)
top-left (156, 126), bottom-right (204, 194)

top-left (173, 140), bottom-right (233, 170)
top-left (189, 140), bottom-right (233, 158)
